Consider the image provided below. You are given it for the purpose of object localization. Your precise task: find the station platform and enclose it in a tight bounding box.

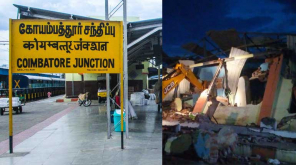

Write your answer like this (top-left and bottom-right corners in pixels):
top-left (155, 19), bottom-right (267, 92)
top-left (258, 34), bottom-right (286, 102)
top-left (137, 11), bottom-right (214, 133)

top-left (0, 100), bottom-right (161, 165)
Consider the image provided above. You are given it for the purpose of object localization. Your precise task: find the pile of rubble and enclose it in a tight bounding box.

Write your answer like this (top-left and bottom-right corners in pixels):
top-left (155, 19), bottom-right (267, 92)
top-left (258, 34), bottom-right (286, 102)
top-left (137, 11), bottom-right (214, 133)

top-left (164, 127), bottom-right (238, 164)
top-left (163, 126), bottom-right (291, 164)
top-left (162, 109), bottom-right (212, 124)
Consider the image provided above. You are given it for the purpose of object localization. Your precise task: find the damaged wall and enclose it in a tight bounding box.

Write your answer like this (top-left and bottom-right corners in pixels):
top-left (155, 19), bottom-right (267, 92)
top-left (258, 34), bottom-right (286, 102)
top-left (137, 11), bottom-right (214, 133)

top-left (212, 103), bottom-right (261, 125)
top-left (258, 55), bottom-right (284, 124)
top-left (273, 77), bottom-right (293, 122)
top-left (205, 52), bottom-right (294, 127)
top-left (192, 47), bottom-right (249, 113)
top-left (207, 77), bottom-right (293, 127)
top-left (196, 65), bottom-right (225, 97)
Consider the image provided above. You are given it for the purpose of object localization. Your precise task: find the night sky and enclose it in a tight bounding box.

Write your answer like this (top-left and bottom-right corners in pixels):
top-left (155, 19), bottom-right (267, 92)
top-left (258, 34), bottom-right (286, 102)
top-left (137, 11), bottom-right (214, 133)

top-left (163, 0), bottom-right (296, 57)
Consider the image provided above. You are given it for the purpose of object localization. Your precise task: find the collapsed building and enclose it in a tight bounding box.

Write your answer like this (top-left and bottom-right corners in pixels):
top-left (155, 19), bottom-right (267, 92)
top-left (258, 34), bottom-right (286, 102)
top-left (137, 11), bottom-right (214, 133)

top-left (162, 29), bottom-right (296, 164)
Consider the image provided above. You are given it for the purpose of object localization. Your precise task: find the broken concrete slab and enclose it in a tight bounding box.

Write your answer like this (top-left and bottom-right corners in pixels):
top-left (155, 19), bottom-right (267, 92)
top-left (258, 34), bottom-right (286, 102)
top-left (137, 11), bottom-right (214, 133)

top-left (217, 127), bottom-right (237, 149)
top-left (232, 141), bottom-right (296, 164)
top-left (233, 144), bottom-right (296, 164)
top-left (276, 149), bottom-right (296, 164)
top-left (193, 128), bottom-right (237, 164)
top-left (225, 47), bottom-right (249, 105)
top-left (183, 102), bottom-right (193, 111)
top-left (235, 76), bottom-right (251, 107)
top-left (216, 96), bottom-right (229, 106)
top-left (162, 120), bottom-right (200, 128)
top-left (163, 119), bottom-right (296, 164)
top-left (278, 116), bottom-right (296, 131)
top-left (260, 117), bottom-right (277, 130)
top-left (174, 98), bottom-right (182, 111)
top-left (268, 159), bottom-right (280, 165)
top-left (164, 134), bottom-right (192, 154)
top-left (193, 89), bottom-right (209, 113)
top-left (193, 131), bottom-right (212, 160)
top-left (212, 103), bottom-right (261, 125)
top-left (249, 128), bottom-right (296, 139)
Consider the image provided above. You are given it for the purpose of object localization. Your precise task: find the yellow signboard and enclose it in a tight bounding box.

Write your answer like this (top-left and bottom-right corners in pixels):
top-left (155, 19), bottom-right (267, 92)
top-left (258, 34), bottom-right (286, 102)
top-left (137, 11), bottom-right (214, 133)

top-left (10, 19), bottom-right (123, 73)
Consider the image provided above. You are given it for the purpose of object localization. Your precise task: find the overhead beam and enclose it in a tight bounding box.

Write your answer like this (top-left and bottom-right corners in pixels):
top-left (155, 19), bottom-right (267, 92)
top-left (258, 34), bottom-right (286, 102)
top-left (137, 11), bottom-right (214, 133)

top-left (108, 0), bottom-right (123, 19)
top-left (128, 39), bottom-right (151, 54)
top-left (128, 45), bottom-right (153, 61)
top-left (127, 27), bottom-right (162, 49)
top-left (20, 11), bottom-right (63, 20)
top-left (128, 23), bottom-right (162, 32)
top-left (189, 50), bottom-right (280, 68)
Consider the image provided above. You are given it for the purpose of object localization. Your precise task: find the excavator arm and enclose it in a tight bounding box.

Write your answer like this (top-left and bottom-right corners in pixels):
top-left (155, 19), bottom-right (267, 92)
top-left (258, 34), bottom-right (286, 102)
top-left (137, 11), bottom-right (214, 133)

top-left (162, 63), bottom-right (204, 99)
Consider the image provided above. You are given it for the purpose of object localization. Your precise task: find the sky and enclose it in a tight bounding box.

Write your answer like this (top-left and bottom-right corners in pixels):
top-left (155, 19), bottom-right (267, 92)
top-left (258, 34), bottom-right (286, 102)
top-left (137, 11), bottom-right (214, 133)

top-left (163, 0), bottom-right (296, 57)
top-left (0, 0), bottom-right (162, 66)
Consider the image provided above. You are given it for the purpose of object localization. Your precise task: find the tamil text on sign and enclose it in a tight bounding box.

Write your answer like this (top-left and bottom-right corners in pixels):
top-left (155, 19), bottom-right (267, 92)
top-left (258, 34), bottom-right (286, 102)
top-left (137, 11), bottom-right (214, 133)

top-left (10, 20), bottom-right (123, 73)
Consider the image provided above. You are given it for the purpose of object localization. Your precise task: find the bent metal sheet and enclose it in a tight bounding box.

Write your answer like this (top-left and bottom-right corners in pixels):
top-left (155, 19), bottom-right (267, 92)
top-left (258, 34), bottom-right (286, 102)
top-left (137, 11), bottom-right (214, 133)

top-left (10, 19), bottom-right (123, 73)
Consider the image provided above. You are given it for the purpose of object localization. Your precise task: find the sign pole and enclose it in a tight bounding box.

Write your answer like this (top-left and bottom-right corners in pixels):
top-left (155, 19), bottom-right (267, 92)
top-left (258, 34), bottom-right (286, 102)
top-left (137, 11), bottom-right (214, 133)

top-left (9, 19), bottom-right (13, 153)
top-left (106, 73), bottom-right (111, 139)
top-left (120, 20), bottom-right (124, 149)
top-left (120, 72), bottom-right (124, 149)
top-left (105, 0), bottom-right (111, 139)
top-left (123, 0), bottom-right (129, 138)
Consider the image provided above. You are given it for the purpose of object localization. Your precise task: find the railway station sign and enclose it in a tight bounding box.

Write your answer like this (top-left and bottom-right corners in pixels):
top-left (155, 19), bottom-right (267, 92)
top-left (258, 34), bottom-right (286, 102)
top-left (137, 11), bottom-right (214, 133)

top-left (8, 19), bottom-right (125, 153)
top-left (10, 19), bottom-right (123, 73)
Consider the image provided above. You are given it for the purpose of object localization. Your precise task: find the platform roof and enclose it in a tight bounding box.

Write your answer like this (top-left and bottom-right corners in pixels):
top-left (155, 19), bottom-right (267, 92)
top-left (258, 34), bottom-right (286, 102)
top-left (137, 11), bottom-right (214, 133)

top-left (23, 75), bottom-right (52, 81)
top-left (127, 18), bottom-right (162, 66)
top-left (14, 4), bottom-right (99, 20)
top-left (14, 4), bottom-right (162, 66)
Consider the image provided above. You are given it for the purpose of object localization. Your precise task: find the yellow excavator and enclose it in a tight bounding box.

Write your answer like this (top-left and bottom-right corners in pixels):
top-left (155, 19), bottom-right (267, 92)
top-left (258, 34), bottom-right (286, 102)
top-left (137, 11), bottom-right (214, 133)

top-left (162, 61), bottom-right (227, 123)
top-left (162, 63), bottom-right (206, 99)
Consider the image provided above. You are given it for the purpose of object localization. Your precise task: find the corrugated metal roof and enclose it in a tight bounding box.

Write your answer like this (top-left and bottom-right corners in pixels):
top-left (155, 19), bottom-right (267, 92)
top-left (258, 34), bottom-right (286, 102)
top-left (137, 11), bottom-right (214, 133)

top-left (51, 77), bottom-right (65, 81)
top-left (14, 4), bottom-right (100, 20)
top-left (128, 18), bottom-right (162, 30)
top-left (23, 75), bottom-right (52, 80)
top-left (127, 18), bottom-right (162, 63)
top-left (182, 42), bottom-right (214, 57)
top-left (207, 29), bottom-right (243, 51)
top-left (148, 75), bottom-right (162, 80)
top-left (129, 18), bottom-right (162, 24)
